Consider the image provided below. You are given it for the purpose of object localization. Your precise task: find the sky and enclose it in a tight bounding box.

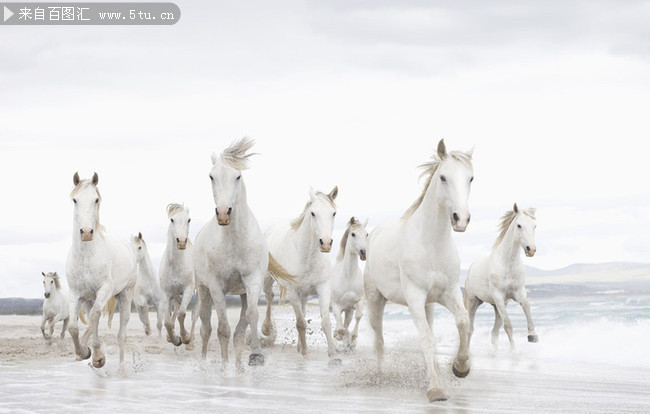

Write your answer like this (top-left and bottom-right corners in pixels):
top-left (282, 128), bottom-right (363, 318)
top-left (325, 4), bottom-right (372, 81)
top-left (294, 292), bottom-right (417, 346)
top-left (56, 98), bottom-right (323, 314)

top-left (1, 0), bottom-right (650, 298)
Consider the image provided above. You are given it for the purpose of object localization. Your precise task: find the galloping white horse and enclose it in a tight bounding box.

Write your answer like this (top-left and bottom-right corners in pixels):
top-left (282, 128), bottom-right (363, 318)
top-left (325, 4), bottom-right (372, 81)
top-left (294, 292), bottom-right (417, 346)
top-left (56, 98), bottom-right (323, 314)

top-left (364, 140), bottom-right (474, 402)
top-left (330, 217), bottom-right (368, 349)
top-left (195, 138), bottom-right (293, 368)
top-left (263, 185), bottom-right (340, 363)
top-left (41, 272), bottom-right (69, 340)
top-left (131, 232), bottom-right (164, 336)
top-left (465, 203), bottom-right (538, 348)
top-left (159, 203), bottom-right (197, 347)
top-left (66, 172), bottom-right (137, 368)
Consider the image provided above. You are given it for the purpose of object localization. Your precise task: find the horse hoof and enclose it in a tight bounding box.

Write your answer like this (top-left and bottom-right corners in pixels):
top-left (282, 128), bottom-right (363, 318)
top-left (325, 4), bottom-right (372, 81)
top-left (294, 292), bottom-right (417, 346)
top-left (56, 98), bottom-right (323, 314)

top-left (76, 346), bottom-right (92, 361)
top-left (528, 335), bottom-right (539, 343)
top-left (248, 353), bottom-right (265, 366)
top-left (167, 335), bottom-right (182, 347)
top-left (452, 363), bottom-right (470, 378)
top-left (426, 387), bottom-right (449, 402)
top-left (93, 355), bottom-right (106, 369)
top-left (185, 343), bottom-right (195, 351)
top-left (144, 327), bottom-right (151, 336)
top-left (181, 335), bottom-right (192, 345)
top-left (328, 358), bottom-right (342, 366)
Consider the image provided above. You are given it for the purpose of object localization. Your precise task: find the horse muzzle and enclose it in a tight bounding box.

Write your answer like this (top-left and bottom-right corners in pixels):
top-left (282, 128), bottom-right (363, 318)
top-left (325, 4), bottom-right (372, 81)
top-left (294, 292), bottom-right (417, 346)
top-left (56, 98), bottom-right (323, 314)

top-left (216, 207), bottom-right (231, 226)
top-left (319, 238), bottom-right (332, 253)
top-left (80, 228), bottom-right (94, 241)
top-left (44, 293), bottom-right (50, 299)
top-left (359, 250), bottom-right (367, 261)
top-left (525, 246), bottom-right (536, 257)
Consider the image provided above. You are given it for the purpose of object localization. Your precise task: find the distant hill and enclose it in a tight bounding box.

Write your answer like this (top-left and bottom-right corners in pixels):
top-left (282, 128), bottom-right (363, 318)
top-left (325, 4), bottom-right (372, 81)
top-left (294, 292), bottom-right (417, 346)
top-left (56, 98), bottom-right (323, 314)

top-left (460, 262), bottom-right (650, 285)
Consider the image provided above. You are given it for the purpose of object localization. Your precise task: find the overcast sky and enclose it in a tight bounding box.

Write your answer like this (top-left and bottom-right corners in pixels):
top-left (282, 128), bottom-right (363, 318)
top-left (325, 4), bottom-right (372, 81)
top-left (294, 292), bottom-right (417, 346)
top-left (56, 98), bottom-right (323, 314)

top-left (2, 1), bottom-right (650, 298)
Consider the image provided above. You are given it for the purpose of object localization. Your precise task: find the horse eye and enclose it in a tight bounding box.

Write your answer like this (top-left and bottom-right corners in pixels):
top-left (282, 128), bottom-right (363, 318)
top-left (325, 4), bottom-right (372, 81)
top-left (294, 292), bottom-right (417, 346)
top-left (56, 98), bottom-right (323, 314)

top-left (311, 212), bottom-right (315, 217)
top-left (188, 218), bottom-right (191, 223)
top-left (171, 218), bottom-right (174, 223)
top-left (440, 175), bottom-right (447, 182)
top-left (138, 247), bottom-right (142, 250)
top-left (351, 232), bottom-right (356, 237)
top-left (95, 198), bottom-right (99, 204)
top-left (470, 177), bottom-right (474, 183)
top-left (517, 224), bottom-right (522, 229)
top-left (51, 281), bottom-right (54, 284)
top-left (333, 212), bottom-right (336, 217)
top-left (73, 199), bottom-right (77, 204)
top-left (236, 175), bottom-right (241, 180)
top-left (209, 175), bottom-right (214, 181)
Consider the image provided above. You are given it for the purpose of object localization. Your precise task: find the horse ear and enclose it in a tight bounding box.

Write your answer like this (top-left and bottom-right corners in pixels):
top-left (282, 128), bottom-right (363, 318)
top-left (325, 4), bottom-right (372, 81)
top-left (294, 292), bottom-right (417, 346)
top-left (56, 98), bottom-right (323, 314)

top-left (363, 218), bottom-right (369, 227)
top-left (328, 186), bottom-right (339, 201)
top-left (466, 145), bottom-right (475, 159)
top-left (53, 272), bottom-right (58, 278)
top-left (138, 232), bottom-right (143, 240)
top-left (42, 271), bottom-right (46, 277)
top-left (513, 203), bottom-right (519, 213)
top-left (92, 172), bottom-right (99, 186)
top-left (73, 172), bottom-right (80, 186)
top-left (309, 186), bottom-right (316, 201)
top-left (437, 139), bottom-right (447, 160)
top-left (349, 216), bottom-right (356, 225)
top-left (211, 151), bottom-right (218, 165)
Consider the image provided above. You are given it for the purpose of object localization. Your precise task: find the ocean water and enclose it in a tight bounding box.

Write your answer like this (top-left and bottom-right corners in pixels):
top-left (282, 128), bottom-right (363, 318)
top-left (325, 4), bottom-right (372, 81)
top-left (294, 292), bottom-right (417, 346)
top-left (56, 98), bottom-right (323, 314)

top-left (1, 291), bottom-right (649, 413)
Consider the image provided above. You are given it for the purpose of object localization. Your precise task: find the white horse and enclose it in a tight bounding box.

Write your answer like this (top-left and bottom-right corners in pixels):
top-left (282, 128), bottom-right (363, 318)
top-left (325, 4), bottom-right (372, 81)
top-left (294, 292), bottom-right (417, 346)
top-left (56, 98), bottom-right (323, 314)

top-left (263, 185), bottom-right (340, 363)
top-left (131, 232), bottom-right (164, 336)
top-left (364, 140), bottom-right (474, 402)
top-left (159, 203), bottom-right (197, 347)
top-left (66, 172), bottom-right (137, 368)
top-left (41, 272), bottom-right (70, 340)
top-left (330, 217), bottom-right (368, 349)
top-left (195, 138), bottom-right (294, 368)
top-left (465, 203), bottom-right (538, 348)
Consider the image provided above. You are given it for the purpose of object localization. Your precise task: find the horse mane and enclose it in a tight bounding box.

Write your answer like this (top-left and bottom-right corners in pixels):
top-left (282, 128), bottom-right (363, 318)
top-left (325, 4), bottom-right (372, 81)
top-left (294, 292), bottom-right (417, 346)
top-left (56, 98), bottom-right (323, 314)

top-left (290, 192), bottom-right (337, 229)
top-left (337, 217), bottom-right (363, 261)
top-left (220, 137), bottom-right (257, 170)
top-left (167, 203), bottom-right (186, 218)
top-left (70, 179), bottom-right (106, 236)
top-left (402, 150), bottom-right (474, 220)
top-left (494, 207), bottom-right (537, 248)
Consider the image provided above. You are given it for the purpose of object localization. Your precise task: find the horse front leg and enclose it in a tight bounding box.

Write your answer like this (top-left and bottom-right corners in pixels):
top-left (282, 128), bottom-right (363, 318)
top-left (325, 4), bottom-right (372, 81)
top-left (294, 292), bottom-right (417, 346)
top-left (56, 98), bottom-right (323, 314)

top-left (178, 284), bottom-right (194, 345)
top-left (493, 294), bottom-right (515, 349)
top-left (331, 303), bottom-right (346, 341)
top-left (116, 286), bottom-right (134, 366)
top-left (514, 288), bottom-right (538, 343)
top-left (439, 287), bottom-right (471, 379)
top-left (404, 287), bottom-right (448, 402)
top-left (289, 291), bottom-right (308, 357)
top-left (244, 271), bottom-right (264, 366)
top-left (232, 294), bottom-right (249, 371)
top-left (68, 294), bottom-right (91, 361)
top-left (164, 295), bottom-right (182, 347)
top-left (40, 314), bottom-right (49, 340)
top-left (197, 283), bottom-right (213, 359)
top-left (211, 286), bottom-right (231, 365)
top-left (60, 316), bottom-right (69, 339)
top-left (350, 300), bottom-right (363, 345)
top-left (90, 285), bottom-right (113, 368)
top-left (364, 277), bottom-right (387, 370)
top-left (316, 282), bottom-right (340, 364)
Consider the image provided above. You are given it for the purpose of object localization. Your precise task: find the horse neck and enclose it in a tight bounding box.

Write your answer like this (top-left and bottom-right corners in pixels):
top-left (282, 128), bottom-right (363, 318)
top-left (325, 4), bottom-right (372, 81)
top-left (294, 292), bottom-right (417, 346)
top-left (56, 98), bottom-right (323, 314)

top-left (494, 226), bottom-right (522, 265)
top-left (342, 243), bottom-right (359, 276)
top-left (294, 215), bottom-right (321, 261)
top-left (138, 249), bottom-right (156, 279)
top-left (407, 180), bottom-right (452, 244)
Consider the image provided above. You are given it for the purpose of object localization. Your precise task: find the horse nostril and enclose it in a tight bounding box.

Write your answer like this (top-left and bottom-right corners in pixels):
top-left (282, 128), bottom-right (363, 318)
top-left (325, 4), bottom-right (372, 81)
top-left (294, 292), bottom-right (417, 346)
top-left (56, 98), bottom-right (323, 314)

top-left (176, 238), bottom-right (180, 242)
top-left (453, 213), bottom-right (459, 222)
top-left (526, 246), bottom-right (531, 252)
top-left (467, 214), bottom-right (471, 223)
top-left (227, 207), bottom-right (232, 216)
top-left (80, 229), bottom-right (83, 234)
top-left (90, 229), bottom-right (94, 234)
top-left (319, 239), bottom-right (324, 246)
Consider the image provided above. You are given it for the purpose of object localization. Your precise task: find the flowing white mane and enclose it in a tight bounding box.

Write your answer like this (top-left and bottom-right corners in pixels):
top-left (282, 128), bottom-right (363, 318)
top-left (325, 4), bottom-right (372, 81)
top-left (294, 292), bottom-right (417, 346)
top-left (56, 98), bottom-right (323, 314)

top-left (220, 137), bottom-right (257, 170)
top-left (290, 192), bottom-right (337, 229)
top-left (167, 203), bottom-right (187, 218)
top-left (494, 206), bottom-right (537, 248)
top-left (402, 150), bottom-right (473, 220)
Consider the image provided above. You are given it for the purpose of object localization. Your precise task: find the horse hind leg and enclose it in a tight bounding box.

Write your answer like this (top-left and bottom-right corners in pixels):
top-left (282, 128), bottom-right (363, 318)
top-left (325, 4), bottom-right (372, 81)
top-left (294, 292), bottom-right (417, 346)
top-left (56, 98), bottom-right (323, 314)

top-left (116, 287), bottom-right (134, 367)
top-left (178, 285), bottom-right (194, 345)
top-left (350, 301), bottom-right (363, 346)
top-left (465, 294), bottom-right (483, 343)
top-left (165, 296), bottom-right (182, 347)
top-left (136, 303), bottom-right (151, 336)
top-left (60, 316), bottom-right (69, 339)
top-left (491, 304), bottom-right (503, 347)
top-left (261, 274), bottom-right (275, 340)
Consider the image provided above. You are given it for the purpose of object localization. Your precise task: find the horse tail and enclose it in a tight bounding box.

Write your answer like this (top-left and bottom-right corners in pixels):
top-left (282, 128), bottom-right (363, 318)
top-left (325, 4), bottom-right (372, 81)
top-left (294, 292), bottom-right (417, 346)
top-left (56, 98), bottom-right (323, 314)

top-left (105, 296), bottom-right (117, 329)
top-left (267, 253), bottom-right (295, 283)
top-left (78, 309), bottom-right (88, 325)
